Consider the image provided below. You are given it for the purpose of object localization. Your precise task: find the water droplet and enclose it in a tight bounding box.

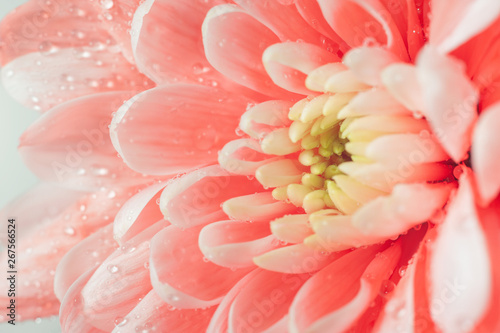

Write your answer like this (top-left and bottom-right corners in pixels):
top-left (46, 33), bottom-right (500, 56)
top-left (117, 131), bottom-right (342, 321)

top-left (79, 204), bottom-right (86, 212)
top-left (379, 279), bottom-right (396, 296)
top-left (39, 41), bottom-right (58, 56)
top-left (114, 317), bottom-right (127, 327)
top-left (192, 63), bottom-right (210, 75)
top-left (398, 265), bottom-right (407, 277)
top-left (35, 318), bottom-right (42, 324)
top-left (202, 257), bottom-right (209, 262)
top-left (101, 0), bottom-right (114, 10)
top-left (108, 265), bottom-right (119, 274)
top-left (5, 70), bottom-right (14, 78)
top-left (64, 227), bottom-right (76, 236)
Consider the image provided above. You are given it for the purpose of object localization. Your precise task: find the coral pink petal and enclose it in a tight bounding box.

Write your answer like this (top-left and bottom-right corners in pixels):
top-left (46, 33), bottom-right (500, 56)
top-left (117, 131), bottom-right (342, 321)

top-left (1, 48), bottom-right (152, 112)
top-left (114, 290), bottom-right (216, 333)
top-left (352, 183), bottom-right (453, 238)
top-left (150, 226), bottom-right (253, 309)
top-left (110, 84), bottom-right (251, 175)
top-left (199, 220), bottom-right (281, 268)
top-left (263, 42), bottom-right (340, 95)
top-left (430, 0), bottom-right (500, 53)
top-left (233, 0), bottom-right (324, 44)
top-left (429, 173), bottom-right (492, 333)
top-left (239, 100), bottom-right (293, 139)
top-left (206, 270), bottom-right (257, 333)
top-left (472, 101), bottom-right (500, 204)
top-left (254, 244), bottom-right (348, 274)
top-left (59, 269), bottom-right (104, 333)
top-left (159, 165), bottom-right (263, 228)
top-left (90, 0), bottom-right (143, 63)
top-left (54, 224), bottom-right (116, 302)
top-left (290, 243), bottom-right (401, 332)
top-left (343, 47), bottom-right (400, 86)
top-left (0, 1), bottom-right (109, 65)
top-left (80, 222), bottom-right (165, 331)
top-left (416, 46), bottom-right (478, 162)
top-left (132, 0), bottom-right (227, 85)
top-left (114, 182), bottom-right (168, 244)
top-left (228, 269), bottom-right (309, 333)
top-left (317, 0), bottom-right (408, 60)
top-left (202, 4), bottom-right (298, 99)
top-left (295, 0), bottom-right (348, 52)
top-left (19, 92), bottom-right (154, 190)
top-left (222, 192), bottom-right (298, 221)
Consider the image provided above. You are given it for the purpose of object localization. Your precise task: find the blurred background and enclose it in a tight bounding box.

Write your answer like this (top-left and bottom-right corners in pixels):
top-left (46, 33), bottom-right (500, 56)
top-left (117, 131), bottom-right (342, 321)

top-left (1, 0), bottom-right (62, 332)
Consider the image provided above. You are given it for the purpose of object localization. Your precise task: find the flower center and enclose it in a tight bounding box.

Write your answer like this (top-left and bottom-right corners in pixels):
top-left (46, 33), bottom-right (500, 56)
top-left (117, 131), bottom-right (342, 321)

top-left (250, 63), bottom-right (453, 217)
top-left (270, 93), bottom-right (359, 214)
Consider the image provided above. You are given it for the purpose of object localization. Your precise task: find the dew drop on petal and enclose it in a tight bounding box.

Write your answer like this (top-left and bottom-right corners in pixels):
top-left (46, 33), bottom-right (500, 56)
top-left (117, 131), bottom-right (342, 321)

top-left (108, 265), bottom-right (119, 274)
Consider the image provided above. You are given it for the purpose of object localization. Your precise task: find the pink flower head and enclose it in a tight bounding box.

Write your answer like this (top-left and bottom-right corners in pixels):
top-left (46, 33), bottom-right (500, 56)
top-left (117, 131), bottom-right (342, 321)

top-left (2, 0), bottom-right (500, 332)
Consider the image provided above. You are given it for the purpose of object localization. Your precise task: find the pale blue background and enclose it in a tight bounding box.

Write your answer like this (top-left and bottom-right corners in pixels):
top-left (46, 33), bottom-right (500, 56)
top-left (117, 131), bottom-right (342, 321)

top-left (0, 0), bottom-right (62, 332)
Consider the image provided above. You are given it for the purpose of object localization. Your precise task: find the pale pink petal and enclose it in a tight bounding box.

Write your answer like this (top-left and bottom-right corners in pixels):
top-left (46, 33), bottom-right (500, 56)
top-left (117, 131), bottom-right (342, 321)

top-left (289, 243), bottom-right (401, 332)
top-left (159, 165), bottom-right (263, 228)
top-left (429, 174), bottom-right (492, 333)
top-left (270, 214), bottom-right (313, 244)
top-left (80, 222), bottom-right (165, 331)
top-left (113, 290), bottom-right (216, 333)
top-left (254, 244), bottom-right (348, 274)
top-left (343, 47), bottom-right (400, 86)
top-left (202, 4), bottom-right (298, 99)
top-left (339, 161), bottom-right (452, 192)
top-left (150, 226), bottom-right (253, 309)
top-left (239, 100), bottom-right (293, 139)
top-left (317, 0), bottom-right (408, 60)
top-left (110, 84), bottom-right (251, 175)
top-left (416, 46), bottom-right (478, 162)
top-left (337, 88), bottom-right (412, 119)
top-left (218, 139), bottom-right (281, 175)
top-left (472, 101), bottom-right (500, 204)
top-left (0, 1), bottom-right (110, 65)
top-left (228, 269), bottom-right (309, 333)
top-left (1, 48), bottom-right (152, 112)
top-left (365, 133), bottom-right (449, 167)
top-left (59, 269), bottom-right (104, 333)
top-left (352, 183), bottom-right (454, 239)
top-left (381, 63), bottom-right (424, 112)
top-left (222, 192), bottom-right (298, 221)
top-left (114, 181), bottom-right (168, 244)
top-left (54, 224), bottom-right (115, 302)
top-left (0, 184), bottom-right (80, 320)
top-left (430, 0), bottom-right (500, 53)
top-left (263, 41), bottom-right (340, 94)
top-left (19, 92), bottom-right (154, 190)
top-left (199, 220), bottom-right (281, 268)
top-left (0, 185), bottom-right (130, 321)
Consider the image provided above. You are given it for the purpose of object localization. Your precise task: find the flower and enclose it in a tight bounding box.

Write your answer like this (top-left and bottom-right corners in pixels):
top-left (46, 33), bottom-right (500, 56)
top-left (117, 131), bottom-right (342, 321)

top-left (2, 0), bottom-right (500, 332)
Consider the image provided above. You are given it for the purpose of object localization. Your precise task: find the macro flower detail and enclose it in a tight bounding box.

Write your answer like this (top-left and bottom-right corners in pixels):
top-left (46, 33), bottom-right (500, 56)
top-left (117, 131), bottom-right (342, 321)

top-left (2, 0), bottom-right (500, 333)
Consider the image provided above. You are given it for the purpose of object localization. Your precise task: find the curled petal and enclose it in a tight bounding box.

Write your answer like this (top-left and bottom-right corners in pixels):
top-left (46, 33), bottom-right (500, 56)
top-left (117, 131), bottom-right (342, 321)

top-left (160, 165), bottom-right (263, 228)
top-left (429, 174), bottom-right (492, 333)
top-left (110, 85), bottom-right (251, 175)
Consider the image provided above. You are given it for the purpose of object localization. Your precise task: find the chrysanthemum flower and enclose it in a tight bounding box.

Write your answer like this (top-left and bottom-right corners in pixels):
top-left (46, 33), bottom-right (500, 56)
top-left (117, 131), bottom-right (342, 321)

top-left (2, 0), bottom-right (500, 332)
